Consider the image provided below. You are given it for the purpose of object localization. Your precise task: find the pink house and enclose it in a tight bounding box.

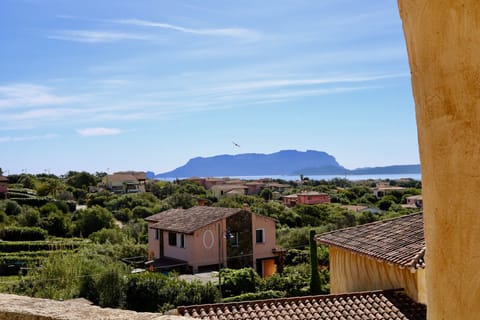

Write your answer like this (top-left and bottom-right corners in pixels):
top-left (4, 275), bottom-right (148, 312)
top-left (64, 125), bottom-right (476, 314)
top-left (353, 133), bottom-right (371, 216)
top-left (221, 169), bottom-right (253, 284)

top-left (283, 191), bottom-right (331, 207)
top-left (146, 206), bottom-right (279, 277)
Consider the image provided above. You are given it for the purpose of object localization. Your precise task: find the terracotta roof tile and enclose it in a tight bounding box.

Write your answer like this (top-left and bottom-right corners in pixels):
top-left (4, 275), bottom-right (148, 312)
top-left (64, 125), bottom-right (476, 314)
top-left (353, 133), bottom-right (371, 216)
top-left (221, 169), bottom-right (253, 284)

top-left (316, 213), bottom-right (425, 269)
top-left (146, 206), bottom-right (243, 234)
top-left (178, 290), bottom-right (425, 320)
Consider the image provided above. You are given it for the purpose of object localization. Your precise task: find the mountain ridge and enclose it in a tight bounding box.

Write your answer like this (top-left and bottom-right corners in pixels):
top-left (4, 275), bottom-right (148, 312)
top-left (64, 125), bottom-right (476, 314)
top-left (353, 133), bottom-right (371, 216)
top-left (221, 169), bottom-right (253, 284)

top-left (150, 150), bottom-right (420, 178)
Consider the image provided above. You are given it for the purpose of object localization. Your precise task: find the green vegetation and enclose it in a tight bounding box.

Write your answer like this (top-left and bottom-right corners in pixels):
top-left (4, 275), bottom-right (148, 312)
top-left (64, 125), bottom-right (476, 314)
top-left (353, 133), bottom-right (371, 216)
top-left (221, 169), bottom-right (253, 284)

top-left (0, 171), bottom-right (421, 312)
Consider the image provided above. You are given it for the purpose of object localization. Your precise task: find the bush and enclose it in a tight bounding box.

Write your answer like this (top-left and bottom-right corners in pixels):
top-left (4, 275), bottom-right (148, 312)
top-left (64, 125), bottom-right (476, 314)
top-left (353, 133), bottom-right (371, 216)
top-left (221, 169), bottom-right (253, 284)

top-left (263, 264), bottom-right (312, 297)
top-left (0, 226), bottom-right (47, 241)
top-left (124, 272), bottom-right (219, 312)
top-left (220, 268), bottom-right (261, 297)
top-left (88, 228), bottom-right (127, 245)
top-left (73, 206), bottom-right (114, 237)
top-left (222, 290), bottom-right (286, 302)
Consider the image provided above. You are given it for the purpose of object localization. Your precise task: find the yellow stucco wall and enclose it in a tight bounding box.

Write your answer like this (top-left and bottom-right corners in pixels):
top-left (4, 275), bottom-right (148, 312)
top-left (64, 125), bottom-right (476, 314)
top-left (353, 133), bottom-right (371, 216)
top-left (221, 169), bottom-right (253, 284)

top-left (329, 247), bottom-right (426, 304)
top-left (397, 1), bottom-right (480, 318)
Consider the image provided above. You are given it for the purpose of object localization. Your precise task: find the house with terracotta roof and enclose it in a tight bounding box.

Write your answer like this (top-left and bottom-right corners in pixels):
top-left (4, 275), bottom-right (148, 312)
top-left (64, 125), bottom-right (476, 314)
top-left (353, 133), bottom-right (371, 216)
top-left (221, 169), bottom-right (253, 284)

top-left (282, 191), bottom-right (331, 207)
top-left (101, 171), bottom-right (146, 194)
top-left (210, 184), bottom-right (248, 198)
top-left (404, 195), bottom-right (423, 208)
top-left (0, 175), bottom-right (7, 199)
top-left (316, 213), bottom-right (426, 304)
top-left (177, 289), bottom-right (426, 320)
top-left (173, 213), bottom-right (427, 320)
top-left (146, 206), bottom-right (279, 277)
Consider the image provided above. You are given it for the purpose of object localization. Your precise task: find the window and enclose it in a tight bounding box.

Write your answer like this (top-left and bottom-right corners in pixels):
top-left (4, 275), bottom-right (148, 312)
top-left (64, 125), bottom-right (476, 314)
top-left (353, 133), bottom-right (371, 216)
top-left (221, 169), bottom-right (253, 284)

top-left (168, 232), bottom-right (177, 246)
top-left (229, 232), bottom-right (239, 247)
top-left (168, 232), bottom-right (185, 248)
top-left (155, 229), bottom-right (160, 240)
top-left (178, 233), bottom-right (185, 248)
top-left (256, 229), bottom-right (265, 243)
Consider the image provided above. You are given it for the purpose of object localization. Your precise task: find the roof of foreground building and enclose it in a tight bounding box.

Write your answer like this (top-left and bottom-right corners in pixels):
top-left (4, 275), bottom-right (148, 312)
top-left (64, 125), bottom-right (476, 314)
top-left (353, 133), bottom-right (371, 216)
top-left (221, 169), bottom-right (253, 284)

top-left (316, 213), bottom-right (425, 269)
top-left (177, 289), bottom-right (426, 320)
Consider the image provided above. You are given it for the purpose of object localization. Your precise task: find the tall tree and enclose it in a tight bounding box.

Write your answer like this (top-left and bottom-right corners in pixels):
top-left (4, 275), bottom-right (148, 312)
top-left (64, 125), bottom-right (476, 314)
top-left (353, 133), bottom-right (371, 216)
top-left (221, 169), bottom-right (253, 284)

top-left (309, 229), bottom-right (321, 294)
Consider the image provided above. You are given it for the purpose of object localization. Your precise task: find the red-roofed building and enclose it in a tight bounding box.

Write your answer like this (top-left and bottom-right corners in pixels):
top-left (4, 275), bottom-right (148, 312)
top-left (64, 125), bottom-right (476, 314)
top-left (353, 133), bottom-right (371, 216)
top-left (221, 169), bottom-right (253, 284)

top-left (316, 213), bottom-right (426, 304)
top-left (282, 191), bottom-right (330, 207)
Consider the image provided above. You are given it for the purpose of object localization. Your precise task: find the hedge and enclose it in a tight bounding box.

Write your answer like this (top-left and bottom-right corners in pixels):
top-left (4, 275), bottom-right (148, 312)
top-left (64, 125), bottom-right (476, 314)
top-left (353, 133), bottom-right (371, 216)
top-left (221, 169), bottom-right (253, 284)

top-left (0, 226), bottom-right (47, 241)
top-left (0, 241), bottom-right (85, 253)
top-left (222, 290), bottom-right (287, 302)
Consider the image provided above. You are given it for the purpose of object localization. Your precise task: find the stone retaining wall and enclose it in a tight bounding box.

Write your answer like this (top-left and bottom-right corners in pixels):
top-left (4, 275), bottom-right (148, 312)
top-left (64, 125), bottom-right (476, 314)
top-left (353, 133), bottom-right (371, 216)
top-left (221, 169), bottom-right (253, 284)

top-left (0, 293), bottom-right (188, 320)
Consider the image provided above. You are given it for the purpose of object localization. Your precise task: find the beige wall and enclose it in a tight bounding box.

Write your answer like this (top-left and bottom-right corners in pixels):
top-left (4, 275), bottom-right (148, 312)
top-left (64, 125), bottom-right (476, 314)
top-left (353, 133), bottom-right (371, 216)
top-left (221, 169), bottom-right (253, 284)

top-left (398, 0), bottom-right (480, 318)
top-left (252, 214), bottom-right (276, 260)
top-left (191, 222), bottom-right (227, 269)
top-left (329, 247), bottom-right (426, 304)
top-left (148, 221), bottom-right (228, 270)
top-left (147, 223), bottom-right (160, 259)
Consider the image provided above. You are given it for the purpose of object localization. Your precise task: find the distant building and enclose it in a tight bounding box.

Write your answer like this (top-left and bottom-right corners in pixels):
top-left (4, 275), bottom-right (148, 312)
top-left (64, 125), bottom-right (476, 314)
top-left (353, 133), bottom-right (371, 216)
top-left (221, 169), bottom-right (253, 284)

top-left (0, 175), bottom-right (7, 199)
top-left (404, 195), bottom-right (423, 208)
top-left (146, 206), bottom-right (280, 277)
top-left (282, 191), bottom-right (331, 207)
top-left (373, 182), bottom-right (406, 197)
top-left (210, 184), bottom-right (248, 198)
top-left (101, 171), bottom-right (146, 194)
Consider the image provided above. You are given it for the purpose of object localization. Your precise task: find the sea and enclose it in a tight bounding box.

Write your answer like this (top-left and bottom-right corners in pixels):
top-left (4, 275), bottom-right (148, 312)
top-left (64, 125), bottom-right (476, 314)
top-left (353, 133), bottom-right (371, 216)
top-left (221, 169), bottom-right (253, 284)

top-left (157, 173), bottom-right (421, 182)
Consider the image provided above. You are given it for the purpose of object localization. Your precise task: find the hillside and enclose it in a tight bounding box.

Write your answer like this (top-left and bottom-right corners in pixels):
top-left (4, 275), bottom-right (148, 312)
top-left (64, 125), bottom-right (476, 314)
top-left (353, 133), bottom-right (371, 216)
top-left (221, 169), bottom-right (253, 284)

top-left (155, 150), bottom-right (345, 178)
top-left (153, 150), bottom-right (420, 178)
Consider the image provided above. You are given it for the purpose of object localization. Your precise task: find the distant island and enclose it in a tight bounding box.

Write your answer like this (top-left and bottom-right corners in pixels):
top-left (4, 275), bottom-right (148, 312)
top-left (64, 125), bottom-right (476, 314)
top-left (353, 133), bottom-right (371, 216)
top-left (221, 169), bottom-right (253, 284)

top-left (149, 150), bottom-right (420, 179)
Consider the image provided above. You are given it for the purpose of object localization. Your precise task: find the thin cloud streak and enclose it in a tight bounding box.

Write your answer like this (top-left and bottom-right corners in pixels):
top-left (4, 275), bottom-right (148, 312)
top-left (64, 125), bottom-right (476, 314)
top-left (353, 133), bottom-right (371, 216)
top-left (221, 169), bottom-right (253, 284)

top-left (112, 18), bottom-right (261, 40)
top-left (47, 30), bottom-right (151, 43)
top-left (214, 73), bottom-right (407, 93)
top-left (76, 127), bottom-right (124, 136)
top-left (0, 84), bottom-right (73, 109)
top-left (0, 134), bottom-right (57, 143)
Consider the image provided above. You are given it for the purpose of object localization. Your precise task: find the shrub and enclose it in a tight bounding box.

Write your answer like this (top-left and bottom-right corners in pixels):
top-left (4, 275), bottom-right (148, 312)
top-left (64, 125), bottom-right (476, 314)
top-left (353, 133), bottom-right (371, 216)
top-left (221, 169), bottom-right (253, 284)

top-left (220, 268), bottom-right (261, 297)
top-left (73, 206), bottom-right (114, 237)
top-left (88, 228), bottom-right (127, 245)
top-left (0, 226), bottom-right (47, 241)
top-left (222, 290), bottom-right (286, 302)
top-left (124, 272), bottom-right (219, 312)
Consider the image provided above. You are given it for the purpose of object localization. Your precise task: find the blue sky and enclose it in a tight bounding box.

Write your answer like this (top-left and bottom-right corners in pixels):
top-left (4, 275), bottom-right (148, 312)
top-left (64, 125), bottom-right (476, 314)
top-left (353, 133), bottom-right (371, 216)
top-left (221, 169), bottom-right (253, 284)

top-left (0, 0), bottom-right (419, 175)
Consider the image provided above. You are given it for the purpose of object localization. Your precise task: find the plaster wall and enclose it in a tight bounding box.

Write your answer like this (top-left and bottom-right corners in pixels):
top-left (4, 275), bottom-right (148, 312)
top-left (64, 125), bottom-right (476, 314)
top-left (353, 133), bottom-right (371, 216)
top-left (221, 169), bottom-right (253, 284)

top-left (252, 214), bottom-right (276, 260)
top-left (397, 1), bottom-right (480, 318)
top-left (329, 247), bottom-right (426, 304)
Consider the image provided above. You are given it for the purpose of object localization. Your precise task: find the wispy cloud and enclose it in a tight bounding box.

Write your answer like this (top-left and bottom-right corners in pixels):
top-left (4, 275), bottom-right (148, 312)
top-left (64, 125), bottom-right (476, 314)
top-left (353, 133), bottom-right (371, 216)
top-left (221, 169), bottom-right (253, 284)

top-left (213, 73), bottom-right (406, 93)
top-left (0, 84), bottom-right (72, 109)
top-left (76, 127), bottom-right (124, 136)
top-left (0, 134), bottom-right (57, 143)
top-left (47, 30), bottom-right (150, 43)
top-left (112, 18), bottom-right (261, 41)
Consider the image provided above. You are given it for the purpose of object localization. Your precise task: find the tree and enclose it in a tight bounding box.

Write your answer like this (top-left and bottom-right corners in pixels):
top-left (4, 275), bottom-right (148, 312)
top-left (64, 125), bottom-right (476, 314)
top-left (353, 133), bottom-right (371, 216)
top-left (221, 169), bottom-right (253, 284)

top-left (260, 188), bottom-right (273, 201)
top-left (309, 230), bottom-right (322, 294)
top-left (73, 206), bottom-right (114, 237)
top-left (65, 171), bottom-right (97, 189)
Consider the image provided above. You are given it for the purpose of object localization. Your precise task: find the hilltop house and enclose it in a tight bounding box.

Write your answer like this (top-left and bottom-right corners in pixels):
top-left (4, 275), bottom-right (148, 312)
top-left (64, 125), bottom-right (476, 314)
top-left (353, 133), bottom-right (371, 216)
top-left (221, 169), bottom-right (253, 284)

top-left (101, 171), bottom-right (146, 194)
top-left (210, 184), bottom-right (248, 198)
top-left (316, 213), bottom-right (426, 304)
top-left (146, 206), bottom-right (280, 277)
top-left (282, 191), bottom-right (331, 207)
top-left (373, 182), bottom-right (406, 197)
top-left (0, 175), bottom-right (7, 199)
